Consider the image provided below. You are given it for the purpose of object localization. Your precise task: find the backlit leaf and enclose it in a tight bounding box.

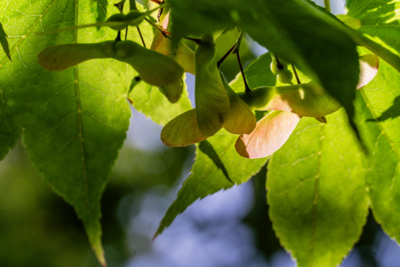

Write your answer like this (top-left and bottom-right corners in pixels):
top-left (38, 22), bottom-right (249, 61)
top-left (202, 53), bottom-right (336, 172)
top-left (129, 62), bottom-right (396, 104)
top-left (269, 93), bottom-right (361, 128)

top-left (128, 74), bottom-right (192, 126)
top-left (355, 59), bottom-right (400, 249)
top-left (345, 0), bottom-right (400, 73)
top-left (268, 111), bottom-right (368, 267)
top-left (0, 1), bottom-right (141, 265)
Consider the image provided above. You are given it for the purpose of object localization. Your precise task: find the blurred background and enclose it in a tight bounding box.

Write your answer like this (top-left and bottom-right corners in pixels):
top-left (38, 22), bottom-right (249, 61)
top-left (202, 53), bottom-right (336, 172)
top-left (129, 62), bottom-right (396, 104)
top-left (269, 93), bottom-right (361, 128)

top-left (1, 0), bottom-right (400, 267)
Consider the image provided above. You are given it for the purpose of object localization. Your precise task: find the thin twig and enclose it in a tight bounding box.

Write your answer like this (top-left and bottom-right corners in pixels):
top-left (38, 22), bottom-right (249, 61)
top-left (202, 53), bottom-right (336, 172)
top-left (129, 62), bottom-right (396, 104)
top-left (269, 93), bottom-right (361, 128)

top-left (144, 18), bottom-right (171, 36)
top-left (234, 31), bottom-right (251, 93)
top-left (292, 65), bottom-right (301, 84)
top-left (182, 36), bottom-right (201, 44)
top-left (137, 26), bottom-right (146, 47)
top-left (217, 41), bottom-right (237, 68)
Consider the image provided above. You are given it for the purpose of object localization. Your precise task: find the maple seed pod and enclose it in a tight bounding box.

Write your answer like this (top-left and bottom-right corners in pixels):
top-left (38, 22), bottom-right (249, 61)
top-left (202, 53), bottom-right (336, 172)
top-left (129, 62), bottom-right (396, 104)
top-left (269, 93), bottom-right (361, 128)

top-left (220, 74), bottom-right (256, 135)
top-left (38, 41), bottom-right (116, 71)
top-left (158, 79), bottom-right (183, 103)
top-left (125, 10), bottom-right (146, 26)
top-left (194, 33), bottom-right (230, 136)
top-left (115, 40), bottom-right (184, 87)
top-left (270, 61), bottom-right (278, 75)
top-left (277, 68), bottom-right (293, 84)
top-left (106, 13), bottom-right (128, 31)
top-left (161, 109), bottom-right (208, 147)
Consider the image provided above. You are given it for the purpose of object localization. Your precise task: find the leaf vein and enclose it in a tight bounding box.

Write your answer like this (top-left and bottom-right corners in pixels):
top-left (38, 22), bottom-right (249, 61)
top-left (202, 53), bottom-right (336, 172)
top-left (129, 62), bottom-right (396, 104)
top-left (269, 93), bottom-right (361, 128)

top-left (310, 124), bottom-right (325, 267)
top-left (0, 0), bottom-right (59, 68)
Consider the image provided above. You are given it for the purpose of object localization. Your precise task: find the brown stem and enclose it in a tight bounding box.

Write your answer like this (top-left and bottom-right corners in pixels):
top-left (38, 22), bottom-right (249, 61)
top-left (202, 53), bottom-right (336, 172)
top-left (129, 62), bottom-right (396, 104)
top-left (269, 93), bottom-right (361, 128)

top-left (217, 41), bottom-right (237, 68)
top-left (182, 36), bottom-right (201, 44)
top-left (145, 18), bottom-right (171, 36)
top-left (234, 31), bottom-right (251, 93)
top-left (234, 49), bottom-right (251, 93)
top-left (137, 26), bottom-right (146, 47)
top-left (292, 65), bottom-right (301, 84)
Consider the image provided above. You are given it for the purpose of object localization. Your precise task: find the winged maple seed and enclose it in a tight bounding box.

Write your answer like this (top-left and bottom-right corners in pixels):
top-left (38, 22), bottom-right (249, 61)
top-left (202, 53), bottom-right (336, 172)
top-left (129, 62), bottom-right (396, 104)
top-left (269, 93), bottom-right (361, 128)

top-left (161, 72), bottom-right (256, 147)
top-left (162, 54), bottom-right (379, 159)
top-left (236, 54), bottom-right (379, 159)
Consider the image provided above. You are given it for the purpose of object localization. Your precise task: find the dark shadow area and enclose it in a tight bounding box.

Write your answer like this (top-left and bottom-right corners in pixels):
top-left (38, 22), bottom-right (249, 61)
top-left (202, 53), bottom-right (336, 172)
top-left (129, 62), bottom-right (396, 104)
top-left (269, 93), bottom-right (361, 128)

top-left (96, 0), bottom-right (109, 23)
top-left (367, 96), bottom-right (400, 122)
top-left (199, 140), bottom-right (233, 184)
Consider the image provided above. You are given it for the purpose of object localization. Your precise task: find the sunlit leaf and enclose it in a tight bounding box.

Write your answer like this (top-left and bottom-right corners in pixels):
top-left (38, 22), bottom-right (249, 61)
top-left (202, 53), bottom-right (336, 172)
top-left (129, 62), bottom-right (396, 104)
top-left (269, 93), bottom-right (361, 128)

top-left (336, 14), bottom-right (361, 29)
top-left (0, 1), bottom-right (143, 265)
top-left (236, 111), bottom-right (301, 159)
top-left (230, 52), bottom-right (276, 92)
top-left (355, 58), bottom-right (400, 249)
top-left (268, 111), bottom-right (368, 267)
top-left (345, 0), bottom-right (400, 73)
top-left (37, 9), bottom-right (155, 35)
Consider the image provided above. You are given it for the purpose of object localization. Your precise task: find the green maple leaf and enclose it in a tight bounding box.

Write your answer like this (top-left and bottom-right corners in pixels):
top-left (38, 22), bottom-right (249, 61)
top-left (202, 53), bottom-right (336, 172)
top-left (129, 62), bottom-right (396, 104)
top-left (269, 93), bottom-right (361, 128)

top-left (268, 111), bottom-right (368, 267)
top-left (347, 0), bottom-right (400, 255)
top-left (0, 1), bottom-right (192, 265)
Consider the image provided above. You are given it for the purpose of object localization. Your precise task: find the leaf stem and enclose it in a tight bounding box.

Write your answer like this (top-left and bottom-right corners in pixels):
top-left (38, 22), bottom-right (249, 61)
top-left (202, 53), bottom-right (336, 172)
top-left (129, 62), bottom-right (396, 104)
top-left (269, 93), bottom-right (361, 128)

top-left (324, 0), bottom-right (331, 12)
top-left (217, 41), bottom-right (237, 68)
top-left (292, 65), bottom-right (301, 84)
top-left (182, 36), bottom-right (201, 44)
top-left (144, 18), bottom-right (171, 36)
top-left (234, 31), bottom-right (251, 93)
top-left (136, 26), bottom-right (146, 47)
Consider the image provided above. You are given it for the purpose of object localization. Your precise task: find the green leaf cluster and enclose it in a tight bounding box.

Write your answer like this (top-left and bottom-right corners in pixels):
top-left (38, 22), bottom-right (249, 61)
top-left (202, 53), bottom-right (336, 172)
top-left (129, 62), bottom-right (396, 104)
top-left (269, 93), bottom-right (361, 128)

top-left (1, 0), bottom-right (400, 266)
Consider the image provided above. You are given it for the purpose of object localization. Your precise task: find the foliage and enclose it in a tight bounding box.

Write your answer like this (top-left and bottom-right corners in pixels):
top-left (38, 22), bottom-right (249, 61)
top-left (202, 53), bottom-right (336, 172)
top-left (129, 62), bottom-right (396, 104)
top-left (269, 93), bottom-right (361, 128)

top-left (0, 0), bottom-right (400, 266)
